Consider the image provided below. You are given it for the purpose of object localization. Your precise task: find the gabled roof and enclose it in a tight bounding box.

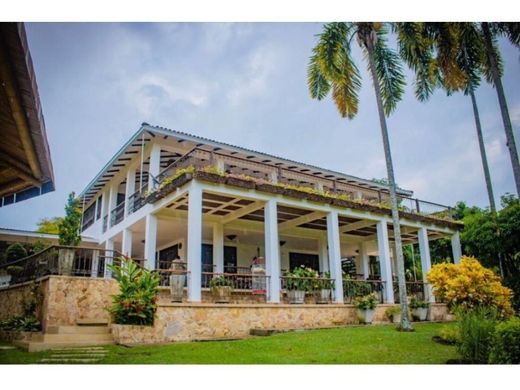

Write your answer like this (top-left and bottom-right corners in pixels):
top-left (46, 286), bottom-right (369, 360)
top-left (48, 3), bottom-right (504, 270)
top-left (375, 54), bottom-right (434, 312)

top-left (79, 122), bottom-right (413, 204)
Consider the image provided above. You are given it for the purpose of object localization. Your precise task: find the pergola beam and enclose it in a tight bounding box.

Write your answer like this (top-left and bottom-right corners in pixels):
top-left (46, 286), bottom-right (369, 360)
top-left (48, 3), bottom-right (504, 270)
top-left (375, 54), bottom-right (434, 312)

top-left (221, 200), bottom-right (265, 224)
top-left (339, 219), bottom-right (376, 233)
top-left (278, 211), bottom-right (326, 231)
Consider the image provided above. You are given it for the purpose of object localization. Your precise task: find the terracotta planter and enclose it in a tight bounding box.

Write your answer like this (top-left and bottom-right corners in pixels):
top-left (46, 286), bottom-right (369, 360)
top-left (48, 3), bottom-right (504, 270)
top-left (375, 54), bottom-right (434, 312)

top-left (212, 286), bottom-right (232, 303)
top-left (287, 290), bottom-right (306, 304)
top-left (255, 183), bottom-right (286, 195)
top-left (195, 171), bottom-right (226, 184)
top-left (226, 177), bottom-right (256, 189)
top-left (357, 309), bottom-right (375, 324)
top-left (412, 307), bottom-right (428, 321)
top-left (169, 274), bottom-right (186, 302)
top-left (314, 289), bottom-right (331, 304)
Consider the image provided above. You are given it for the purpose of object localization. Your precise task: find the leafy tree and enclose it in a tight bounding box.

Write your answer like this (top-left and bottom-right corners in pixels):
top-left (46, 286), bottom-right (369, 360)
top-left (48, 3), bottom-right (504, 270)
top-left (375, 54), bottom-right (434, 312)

top-left (58, 192), bottom-right (81, 246)
top-left (5, 243), bottom-right (27, 263)
top-left (36, 217), bottom-right (64, 235)
top-left (307, 22), bottom-right (412, 331)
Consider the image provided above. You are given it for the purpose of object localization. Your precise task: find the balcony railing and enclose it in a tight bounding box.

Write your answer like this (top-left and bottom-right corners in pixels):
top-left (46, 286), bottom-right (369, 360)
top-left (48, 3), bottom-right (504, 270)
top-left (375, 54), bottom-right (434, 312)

top-left (110, 201), bottom-right (125, 227)
top-left (393, 281), bottom-right (428, 302)
top-left (151, 147), bottom-right (455, 221)
top-left (127, 182), bottom-right (148, 216)
top-left (342, 278), bottom-right (386, 304)
top-left (0, 246), bottom-right (144, 286)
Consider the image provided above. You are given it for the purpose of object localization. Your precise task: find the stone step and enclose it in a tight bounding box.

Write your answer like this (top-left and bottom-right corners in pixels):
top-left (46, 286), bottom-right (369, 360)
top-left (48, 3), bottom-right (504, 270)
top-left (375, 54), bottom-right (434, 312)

top-left (15, 339), bottom-right (114, 352)
top-left (76, 319), bottom-right (109, 326)
top-left (46, 326), bottom-right (111, 335)
top-left (41, 333), bottom-right (113, 343)
top-left (48, 353), bottom-right (106, 358)
top-left (40, 358), bottom-right (101, 364)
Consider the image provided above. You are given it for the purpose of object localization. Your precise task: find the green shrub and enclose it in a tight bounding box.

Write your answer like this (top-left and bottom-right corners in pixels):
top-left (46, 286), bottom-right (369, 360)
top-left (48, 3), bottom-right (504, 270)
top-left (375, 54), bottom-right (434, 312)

top-left (489, 317), bottom-right (520, 364)
top-left (0, 315), bottom-right (41, 332)
top-left (456, 307), bottom-right (498, 364)
top-left (108, 257), bottom-right (159, 326)
top-left (439, 325), bottom-right (460, 344)
top-left (284, 266), bottom-right (318, 291)
top-left (209, 275), bottom-right (233, 288)
top-left (6, 243), bottom-right (27, 262)
top-left (353, 293), bottom-right (378, 310)
top-left (409, 296), bottom-right (430, 309)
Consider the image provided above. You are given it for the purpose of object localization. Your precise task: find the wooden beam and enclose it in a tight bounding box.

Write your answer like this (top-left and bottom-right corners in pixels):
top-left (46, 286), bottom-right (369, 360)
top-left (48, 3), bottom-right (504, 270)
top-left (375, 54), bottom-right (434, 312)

top-left (278, 211), bottom-right (326, 231)
top-left (0, 178), bottom-right (30, 197)
top-left (339, 219), bottom-right (376, 233)
top-left (0, 155), bottom-right (40, 187)
top-left (221, 201), bottom-right (265, 224)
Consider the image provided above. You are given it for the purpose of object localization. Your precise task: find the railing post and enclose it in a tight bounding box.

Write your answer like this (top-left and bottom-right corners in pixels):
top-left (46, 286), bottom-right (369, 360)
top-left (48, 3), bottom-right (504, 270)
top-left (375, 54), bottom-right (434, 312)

top-left (415, 198), bottom-right (421, 213)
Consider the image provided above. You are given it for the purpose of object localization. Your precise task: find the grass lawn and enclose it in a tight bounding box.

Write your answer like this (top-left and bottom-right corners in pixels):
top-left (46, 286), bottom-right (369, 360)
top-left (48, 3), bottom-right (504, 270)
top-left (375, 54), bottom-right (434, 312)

top-left (0, 322), bottom-right (458, 364)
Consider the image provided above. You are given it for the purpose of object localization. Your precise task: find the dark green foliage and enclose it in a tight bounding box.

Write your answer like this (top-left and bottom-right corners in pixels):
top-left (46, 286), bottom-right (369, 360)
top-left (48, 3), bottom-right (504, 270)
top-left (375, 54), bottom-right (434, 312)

top-left (58, 192), bottom-right (81, 247)
top-left (456, 307), bottom-right (498, 364)
top-left (209, 275), bottom-right (233, 288)
top-left (489, 317), bottom-right (520, 364)
top-left (5, 243), bottom-right (27, 262)
top-left (0, 316), bottom-right (41, 332)
top-left (108, 258), bottom-right (159, 326)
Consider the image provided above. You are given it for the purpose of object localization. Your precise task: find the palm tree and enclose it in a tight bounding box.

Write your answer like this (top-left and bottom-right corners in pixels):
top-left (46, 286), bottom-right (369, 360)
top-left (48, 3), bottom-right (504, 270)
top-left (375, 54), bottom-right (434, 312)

top-left (308, 22), bottom-right (413, 331)
top-left (480, 22), bottom-right (520, 197)
top-left (395, 23), bottom-right (497, 212)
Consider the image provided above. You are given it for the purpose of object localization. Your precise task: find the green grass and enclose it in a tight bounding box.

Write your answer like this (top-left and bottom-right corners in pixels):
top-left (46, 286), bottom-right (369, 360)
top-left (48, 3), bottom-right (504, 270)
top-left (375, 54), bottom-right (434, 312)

top-left (0, 322), bottom-right (457, 364)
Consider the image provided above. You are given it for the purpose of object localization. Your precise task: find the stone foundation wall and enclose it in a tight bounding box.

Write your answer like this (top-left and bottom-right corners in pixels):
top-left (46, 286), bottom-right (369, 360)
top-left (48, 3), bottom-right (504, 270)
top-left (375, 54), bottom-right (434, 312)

top-left (112, 303), bottom-right (441, 344)
top-left (0, 280), bottom-right (46, 322)
top-left (43, 276), bottom-right (119, 329)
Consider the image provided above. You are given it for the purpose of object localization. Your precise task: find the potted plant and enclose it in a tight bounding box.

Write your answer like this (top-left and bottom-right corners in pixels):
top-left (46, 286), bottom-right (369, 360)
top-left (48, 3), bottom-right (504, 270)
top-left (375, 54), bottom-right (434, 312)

top-left (169, 258), bottom-right (186, 302)
top-left (384, 306), bottom-right (401, 324)
top-left (284, 266), bottom-right (317, 304)
top-left (409, 296), bottom-right (430, 321)
top-left (314, 271), bottom-right (333, 304)
top-left (353, 293), bottom-right (378, 324)
top-left (210, 275), bottom-right (233, 303)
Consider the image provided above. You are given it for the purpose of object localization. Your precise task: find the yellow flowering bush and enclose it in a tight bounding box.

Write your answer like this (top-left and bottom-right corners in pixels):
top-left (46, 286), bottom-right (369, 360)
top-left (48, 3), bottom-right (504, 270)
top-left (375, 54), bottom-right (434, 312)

top-left (427, 256), bottom-right (514, 318)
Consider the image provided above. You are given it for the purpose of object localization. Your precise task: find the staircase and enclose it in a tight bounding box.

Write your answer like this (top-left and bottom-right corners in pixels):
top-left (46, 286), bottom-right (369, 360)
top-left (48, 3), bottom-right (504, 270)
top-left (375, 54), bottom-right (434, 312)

top-left (14, 320), bottom-right (114, 352)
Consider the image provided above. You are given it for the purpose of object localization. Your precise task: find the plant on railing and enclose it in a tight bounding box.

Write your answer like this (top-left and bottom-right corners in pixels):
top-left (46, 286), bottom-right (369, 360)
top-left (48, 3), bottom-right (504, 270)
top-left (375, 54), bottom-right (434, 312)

top-left (409, 296), bottom-right (429, 309)
top-left (284, 266), bottom-right (318, 291)
top-left (108, 257), bottom-right (159, 326)
top-left (342, 275), bottom-right (373, 298)
top-left (313, 271), bottom-right (334, 290)
top-left (200, 165), bottom-right (226, 176)
top-left (209, 275), bottom-right (234, 288)
top-left (158, 165), bottom-right (196, 190)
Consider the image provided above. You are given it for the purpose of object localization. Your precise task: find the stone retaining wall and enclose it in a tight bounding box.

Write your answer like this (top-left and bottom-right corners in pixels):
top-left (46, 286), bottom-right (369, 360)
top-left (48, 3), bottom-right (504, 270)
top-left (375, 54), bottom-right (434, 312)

top-left (111, 303), bottom-right (451, 344)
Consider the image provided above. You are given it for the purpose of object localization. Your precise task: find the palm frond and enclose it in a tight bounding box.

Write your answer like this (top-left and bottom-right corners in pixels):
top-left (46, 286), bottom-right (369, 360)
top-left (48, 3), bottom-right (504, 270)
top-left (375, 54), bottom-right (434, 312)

top-left (456, 22), bottom-right (484, 95)
top-left (372, 25), bottom-right (406, 115)
top-left (307, 49), bottom-right (331, 100)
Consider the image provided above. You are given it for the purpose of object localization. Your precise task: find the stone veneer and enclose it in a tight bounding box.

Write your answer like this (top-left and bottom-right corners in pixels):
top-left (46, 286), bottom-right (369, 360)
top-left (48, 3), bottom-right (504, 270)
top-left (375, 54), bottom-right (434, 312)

top-left (1, 276), bottom-right (451, 345)
top-left (111, 302), bottom-right (451, 345)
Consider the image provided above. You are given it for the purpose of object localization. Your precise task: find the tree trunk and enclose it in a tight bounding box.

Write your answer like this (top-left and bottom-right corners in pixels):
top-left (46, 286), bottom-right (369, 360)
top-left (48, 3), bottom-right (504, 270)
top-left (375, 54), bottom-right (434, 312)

top-left (482, 22), bottom-right (520, 196)
top-left (469, 89), bottom-right (497, 213)
top-left (365, 39), bottom-right (413, 331)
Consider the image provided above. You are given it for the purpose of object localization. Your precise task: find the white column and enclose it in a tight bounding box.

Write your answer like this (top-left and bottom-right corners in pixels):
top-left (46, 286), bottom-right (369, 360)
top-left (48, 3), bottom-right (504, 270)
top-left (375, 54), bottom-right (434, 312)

top-left (418, 227), bottom-right (435, 303)
top-left (376, 220), bottom-right (395, 303)
top-left (148, 143), bottom-right (162, 191)
top-left (91, 249), bottom-right (99, 277)
top-left (213, 222), bottom-right (224, 273)
top-left (144, 214), bottom-right (157, 270)
top-left (122, 228), bottom-right (133, 257)
top-left (359, 241), bottom-right (370, 279)
top-left (124, 166), bottom-right (136, 216)
top-left (187, 182), bottom-right (203, 302)
top-left (318, 235), bottom-right (329, 273)
top-left (265, 199), bottom-right (281, 303)
top-left (326, 211), bottom-right (344, 303)
top-left (451, 231), bottom-right (462, 264)
top-left (104, 239), bottom-right (114, 278)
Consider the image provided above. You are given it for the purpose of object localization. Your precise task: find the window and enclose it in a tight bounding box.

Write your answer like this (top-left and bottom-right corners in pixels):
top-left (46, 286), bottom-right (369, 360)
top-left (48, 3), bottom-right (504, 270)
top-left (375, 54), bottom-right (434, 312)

top-left (96, 195), bottom-right (103, 220)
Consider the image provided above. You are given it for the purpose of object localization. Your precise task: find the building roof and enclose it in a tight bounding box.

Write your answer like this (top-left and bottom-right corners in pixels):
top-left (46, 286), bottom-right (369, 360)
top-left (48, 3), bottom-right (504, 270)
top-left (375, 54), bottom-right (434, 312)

top-left (0, 23), bottom-right (55, 207)
top-left (79, 122), bottom-right (414, 204)
top-left (0, 227), bottom-right (97, 243)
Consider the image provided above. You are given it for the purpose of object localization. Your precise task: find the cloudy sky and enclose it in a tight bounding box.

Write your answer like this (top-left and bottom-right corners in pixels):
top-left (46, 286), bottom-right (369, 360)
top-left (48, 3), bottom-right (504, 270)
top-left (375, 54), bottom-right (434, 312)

top-left (1, 22), bottom-right (519, 230)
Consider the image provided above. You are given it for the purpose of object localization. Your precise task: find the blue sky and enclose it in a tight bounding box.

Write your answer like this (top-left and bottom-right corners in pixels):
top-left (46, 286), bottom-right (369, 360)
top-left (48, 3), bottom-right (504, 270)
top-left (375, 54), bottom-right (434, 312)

top-left (1, 22), bottom-right (519, 230)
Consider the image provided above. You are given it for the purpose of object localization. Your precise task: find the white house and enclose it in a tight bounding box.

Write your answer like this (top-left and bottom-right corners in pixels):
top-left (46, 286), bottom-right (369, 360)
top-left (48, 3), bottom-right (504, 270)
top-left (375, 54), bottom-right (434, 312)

top-left (78, 122), bottom-right (463, 305)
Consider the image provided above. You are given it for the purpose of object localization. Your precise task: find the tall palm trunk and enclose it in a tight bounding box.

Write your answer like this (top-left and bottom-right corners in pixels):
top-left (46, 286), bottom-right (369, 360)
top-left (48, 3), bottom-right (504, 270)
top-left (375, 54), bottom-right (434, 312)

top-left (482, 22), bottom-right (520, 196)
top-left (364, 36), bottom-right (413, 331)
top-left (469, 89), bottom-right (497, 213)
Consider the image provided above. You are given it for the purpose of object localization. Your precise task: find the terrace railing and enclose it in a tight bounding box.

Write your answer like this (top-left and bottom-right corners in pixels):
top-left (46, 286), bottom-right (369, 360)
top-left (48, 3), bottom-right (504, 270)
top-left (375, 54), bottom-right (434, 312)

top-left (151, 147), bottom-right (456, 221)
top-left (392, 280), bottom-right (429, 302)
top-left (0, 246), bottom-right (144, 286)
top-left (342, 278), bottom-right (385, 304)
top-left (110, 201), bottom-right (125, 227)
top-left (127, 182), bottom-right (148, 216)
